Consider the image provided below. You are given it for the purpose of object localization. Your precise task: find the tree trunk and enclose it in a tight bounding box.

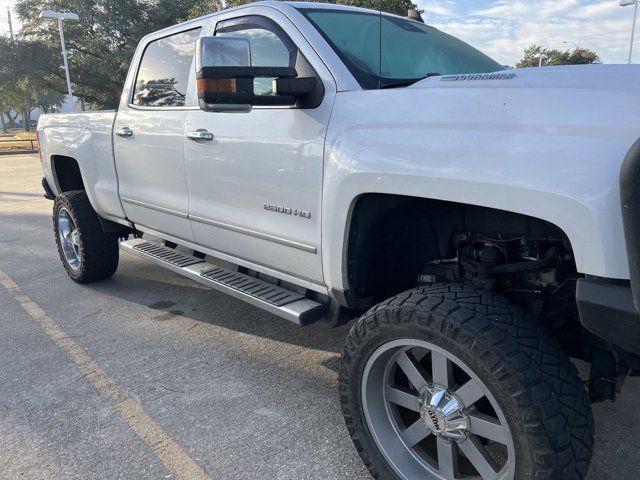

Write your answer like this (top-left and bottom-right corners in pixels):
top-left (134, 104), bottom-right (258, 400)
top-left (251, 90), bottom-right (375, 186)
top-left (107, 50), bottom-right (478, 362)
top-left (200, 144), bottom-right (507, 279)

top-left (0, 112), bottom-right (6, 133)
top-left (5, 110), bottom-right (17, 125)
top-left (23, 109), bottom-right (30, 132)
top-left (26, 109), bottom-right (34, 131)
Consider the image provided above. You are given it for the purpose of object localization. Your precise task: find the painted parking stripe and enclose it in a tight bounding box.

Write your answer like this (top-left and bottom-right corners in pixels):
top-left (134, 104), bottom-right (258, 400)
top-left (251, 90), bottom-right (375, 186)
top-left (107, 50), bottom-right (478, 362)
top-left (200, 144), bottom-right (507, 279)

top-left (0, 268), bottom-right (209, 480)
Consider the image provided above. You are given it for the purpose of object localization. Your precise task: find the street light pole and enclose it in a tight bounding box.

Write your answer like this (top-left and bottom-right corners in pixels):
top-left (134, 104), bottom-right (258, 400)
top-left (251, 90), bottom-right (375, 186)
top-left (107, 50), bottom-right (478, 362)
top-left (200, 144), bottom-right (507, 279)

top-left (39, 11), bottom-right (79, 102)
top-left (621, 0), bottom-right (639, 64)
top-left (57, 17), bottom-right (73, 98)
top-left (538, 52), bottom-right (548, 67)
top-left (629, 0), bottom-right (638, 64)
top-left (7, 8), bottom-right (14, 41)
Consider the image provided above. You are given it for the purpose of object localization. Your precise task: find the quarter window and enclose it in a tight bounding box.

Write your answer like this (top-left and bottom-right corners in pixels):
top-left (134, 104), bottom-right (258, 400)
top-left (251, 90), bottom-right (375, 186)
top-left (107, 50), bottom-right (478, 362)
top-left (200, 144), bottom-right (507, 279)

top-left (133, 28), bottom-right (201, 107)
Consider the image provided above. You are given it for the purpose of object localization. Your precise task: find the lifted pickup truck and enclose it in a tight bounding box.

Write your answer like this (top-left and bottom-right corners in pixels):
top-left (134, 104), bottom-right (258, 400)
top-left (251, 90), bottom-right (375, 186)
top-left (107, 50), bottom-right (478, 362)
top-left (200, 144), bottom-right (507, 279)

top-left (38, 2), bottom-right (640, 479)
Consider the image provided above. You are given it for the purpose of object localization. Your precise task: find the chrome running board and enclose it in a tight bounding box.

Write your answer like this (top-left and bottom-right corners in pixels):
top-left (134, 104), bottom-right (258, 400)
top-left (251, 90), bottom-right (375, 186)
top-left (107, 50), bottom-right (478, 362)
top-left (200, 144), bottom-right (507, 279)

top-left (120, 239), bottom-right (324, 326)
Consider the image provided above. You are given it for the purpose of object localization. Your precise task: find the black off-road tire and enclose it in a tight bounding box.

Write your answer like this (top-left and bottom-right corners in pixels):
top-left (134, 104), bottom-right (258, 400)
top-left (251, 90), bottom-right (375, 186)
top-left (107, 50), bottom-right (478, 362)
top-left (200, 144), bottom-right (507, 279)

top-left (339, 283), bottom-right (594, 480)
top-left (53, 190), bottom-right (120, 283)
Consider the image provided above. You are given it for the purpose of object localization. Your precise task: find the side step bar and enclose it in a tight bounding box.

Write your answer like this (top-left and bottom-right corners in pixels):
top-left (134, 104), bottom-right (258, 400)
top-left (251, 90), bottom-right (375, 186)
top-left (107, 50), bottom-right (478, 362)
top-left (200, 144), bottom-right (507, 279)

top-left (120, 239), bottom-right (325, 326)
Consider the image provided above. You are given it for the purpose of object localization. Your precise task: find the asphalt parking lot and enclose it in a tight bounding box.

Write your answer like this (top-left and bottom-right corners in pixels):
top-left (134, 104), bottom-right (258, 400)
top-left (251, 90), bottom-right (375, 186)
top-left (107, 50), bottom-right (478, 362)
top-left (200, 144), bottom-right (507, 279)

top-left (1, 154), bottom-right (639, 479)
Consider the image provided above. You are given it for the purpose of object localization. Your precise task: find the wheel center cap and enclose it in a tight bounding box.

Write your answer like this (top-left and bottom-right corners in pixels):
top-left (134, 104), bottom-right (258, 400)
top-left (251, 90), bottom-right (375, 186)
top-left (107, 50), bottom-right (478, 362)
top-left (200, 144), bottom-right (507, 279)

top-left (71, 230), bottom-right (81, 246)
top-left (420, 384), bottom-right (468, 440)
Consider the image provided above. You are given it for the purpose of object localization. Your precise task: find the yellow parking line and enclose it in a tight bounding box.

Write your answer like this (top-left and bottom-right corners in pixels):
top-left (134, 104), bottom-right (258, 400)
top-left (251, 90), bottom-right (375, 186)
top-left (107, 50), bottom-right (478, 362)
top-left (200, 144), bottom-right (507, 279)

top-left (0, 268), bottom-right (209, 480)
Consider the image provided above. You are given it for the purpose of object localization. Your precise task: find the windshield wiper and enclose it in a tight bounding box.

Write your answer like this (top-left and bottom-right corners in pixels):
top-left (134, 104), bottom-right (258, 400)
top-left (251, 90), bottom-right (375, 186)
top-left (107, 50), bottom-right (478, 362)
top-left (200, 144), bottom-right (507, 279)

top-left (379, 73), bottom-right (441, 89)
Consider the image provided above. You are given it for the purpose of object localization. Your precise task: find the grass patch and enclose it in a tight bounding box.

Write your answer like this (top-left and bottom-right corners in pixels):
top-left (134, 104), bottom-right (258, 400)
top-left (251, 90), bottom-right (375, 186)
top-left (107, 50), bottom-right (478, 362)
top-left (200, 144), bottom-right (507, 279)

top-left (14, 132), bottom-right (37, 140)
top-left (0, 142), bottom-right (37, 152)
top-left (0, 134), bottom-right (39, 152)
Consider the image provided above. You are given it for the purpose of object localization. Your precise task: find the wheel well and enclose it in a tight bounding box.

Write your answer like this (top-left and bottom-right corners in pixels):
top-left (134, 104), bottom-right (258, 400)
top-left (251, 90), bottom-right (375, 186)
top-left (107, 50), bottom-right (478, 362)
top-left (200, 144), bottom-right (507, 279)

top-left (345, 194), bottom-right (636, 403)
top-left (52, 155), bottom-right (84, 192)
top-left (345, 194), bottom-right (575, 305)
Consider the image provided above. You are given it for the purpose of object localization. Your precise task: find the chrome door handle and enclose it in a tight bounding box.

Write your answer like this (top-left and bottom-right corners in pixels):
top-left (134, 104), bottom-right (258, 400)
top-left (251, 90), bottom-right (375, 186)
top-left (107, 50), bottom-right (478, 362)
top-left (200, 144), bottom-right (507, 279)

top-left (115, 126), bottom-right (133, 138)
top-left (187, 130), bottom-right (214, 142)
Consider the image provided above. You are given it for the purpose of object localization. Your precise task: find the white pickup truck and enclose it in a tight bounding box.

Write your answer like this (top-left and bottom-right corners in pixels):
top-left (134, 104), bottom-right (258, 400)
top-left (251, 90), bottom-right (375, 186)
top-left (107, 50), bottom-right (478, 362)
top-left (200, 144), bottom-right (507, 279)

top-left (37, 2), bottom-right (640, 479)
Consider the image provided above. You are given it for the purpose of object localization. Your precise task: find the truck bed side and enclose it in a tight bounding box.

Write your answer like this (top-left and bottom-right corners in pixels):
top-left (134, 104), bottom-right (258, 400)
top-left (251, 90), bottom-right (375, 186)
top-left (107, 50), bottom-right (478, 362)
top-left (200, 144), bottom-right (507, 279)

top-left (38, 111), bottom-right (128, 225)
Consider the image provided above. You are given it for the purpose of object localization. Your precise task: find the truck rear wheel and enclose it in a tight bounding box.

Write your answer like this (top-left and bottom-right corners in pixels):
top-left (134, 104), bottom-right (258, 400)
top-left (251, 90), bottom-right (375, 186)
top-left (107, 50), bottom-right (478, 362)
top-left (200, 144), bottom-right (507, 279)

top-left (339, 283), bottom-right (593, 480)
top-left (53, 190), bottom-right (120, 283)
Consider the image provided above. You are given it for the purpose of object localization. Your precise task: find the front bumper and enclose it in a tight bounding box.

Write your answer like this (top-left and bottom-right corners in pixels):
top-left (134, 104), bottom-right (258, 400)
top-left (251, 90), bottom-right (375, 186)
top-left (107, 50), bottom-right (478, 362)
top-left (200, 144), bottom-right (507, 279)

top-left (577, 278), bottom-right (640, 355)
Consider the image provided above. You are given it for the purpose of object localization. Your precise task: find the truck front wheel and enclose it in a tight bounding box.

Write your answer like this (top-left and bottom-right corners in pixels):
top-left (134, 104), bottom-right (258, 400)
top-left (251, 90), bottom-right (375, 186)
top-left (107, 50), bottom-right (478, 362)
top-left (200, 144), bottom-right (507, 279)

top-left (339, 283), bottom-right (593, 480)
top-left (53, 190), bottom-right (120, 283)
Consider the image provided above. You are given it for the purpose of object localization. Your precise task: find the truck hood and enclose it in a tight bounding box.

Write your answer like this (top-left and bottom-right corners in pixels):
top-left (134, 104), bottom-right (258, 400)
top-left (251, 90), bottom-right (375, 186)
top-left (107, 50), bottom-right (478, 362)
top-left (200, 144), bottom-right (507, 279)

top-left (411, 64), bottom-right (640, 93)
top-left (403, 63), bottom-right (640, 148)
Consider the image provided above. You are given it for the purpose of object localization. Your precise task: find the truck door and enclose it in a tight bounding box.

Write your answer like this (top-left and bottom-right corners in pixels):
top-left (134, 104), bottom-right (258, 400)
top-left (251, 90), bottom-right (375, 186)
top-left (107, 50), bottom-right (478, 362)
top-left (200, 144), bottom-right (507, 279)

top-left (184, 11), bottom-right (336, 286)
top-left (114, 27), bottom-right (201, 241)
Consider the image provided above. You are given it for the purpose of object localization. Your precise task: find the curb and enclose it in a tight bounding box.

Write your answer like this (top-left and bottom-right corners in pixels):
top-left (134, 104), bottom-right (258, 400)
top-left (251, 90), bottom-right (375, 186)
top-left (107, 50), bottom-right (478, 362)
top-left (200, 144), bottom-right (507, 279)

top-left (0, 150), bottom-right (39, 156)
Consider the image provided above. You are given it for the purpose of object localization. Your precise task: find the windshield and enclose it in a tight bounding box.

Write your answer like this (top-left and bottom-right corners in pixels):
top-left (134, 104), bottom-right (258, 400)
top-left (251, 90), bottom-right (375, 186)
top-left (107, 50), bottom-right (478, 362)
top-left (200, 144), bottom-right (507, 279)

top-left (298, 8), bottom-right (504, 89)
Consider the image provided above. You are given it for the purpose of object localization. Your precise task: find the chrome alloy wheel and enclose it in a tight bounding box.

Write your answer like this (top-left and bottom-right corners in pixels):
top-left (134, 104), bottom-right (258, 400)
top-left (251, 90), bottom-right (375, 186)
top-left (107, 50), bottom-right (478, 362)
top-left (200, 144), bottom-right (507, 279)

top-left (362, 339), bottom-right (516, 480)
top-left (58, 207), bottom-right (82, 270)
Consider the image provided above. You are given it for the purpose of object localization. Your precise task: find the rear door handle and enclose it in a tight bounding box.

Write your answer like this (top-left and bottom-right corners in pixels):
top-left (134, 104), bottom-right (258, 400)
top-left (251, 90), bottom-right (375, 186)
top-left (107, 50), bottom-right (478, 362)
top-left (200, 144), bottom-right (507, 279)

top-left (187, 130), bottom-right (214, 142)
top-left (115, 126), bottom-right (133, 138)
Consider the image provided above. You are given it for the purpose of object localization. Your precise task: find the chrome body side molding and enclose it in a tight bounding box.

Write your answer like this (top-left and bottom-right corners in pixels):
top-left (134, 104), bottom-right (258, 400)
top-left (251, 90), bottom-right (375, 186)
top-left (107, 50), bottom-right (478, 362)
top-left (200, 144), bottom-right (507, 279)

top-left (189, 215), bottom-right (317, 254)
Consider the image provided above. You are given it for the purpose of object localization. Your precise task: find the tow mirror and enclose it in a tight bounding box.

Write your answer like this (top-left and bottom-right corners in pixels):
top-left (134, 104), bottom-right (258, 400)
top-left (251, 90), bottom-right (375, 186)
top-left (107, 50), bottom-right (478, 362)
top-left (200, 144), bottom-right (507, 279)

top-left (195, 36), bottom-right (316, 112)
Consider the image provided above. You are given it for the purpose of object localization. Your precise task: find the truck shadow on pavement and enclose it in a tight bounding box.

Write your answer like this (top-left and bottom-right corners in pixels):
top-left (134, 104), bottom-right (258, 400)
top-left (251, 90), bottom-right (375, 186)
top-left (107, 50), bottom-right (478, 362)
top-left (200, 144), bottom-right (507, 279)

top-left (93, 260), bottom-right (350, 363)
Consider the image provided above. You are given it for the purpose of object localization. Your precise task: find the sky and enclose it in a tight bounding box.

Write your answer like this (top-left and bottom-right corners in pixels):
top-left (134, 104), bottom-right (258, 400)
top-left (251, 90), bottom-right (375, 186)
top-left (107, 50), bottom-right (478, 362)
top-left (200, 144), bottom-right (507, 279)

top-left (0, 0), bottom-right (18, 40)
top-left (0, 0), bottom-right (637, 65)
top-left (416, 0), bottom-right (635, 65)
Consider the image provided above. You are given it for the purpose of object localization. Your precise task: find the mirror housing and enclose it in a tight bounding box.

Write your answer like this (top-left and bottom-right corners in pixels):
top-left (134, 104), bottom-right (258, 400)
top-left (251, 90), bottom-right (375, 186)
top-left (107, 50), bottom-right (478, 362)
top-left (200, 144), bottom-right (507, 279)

top-left (195, 37), bottom-right (316, 112)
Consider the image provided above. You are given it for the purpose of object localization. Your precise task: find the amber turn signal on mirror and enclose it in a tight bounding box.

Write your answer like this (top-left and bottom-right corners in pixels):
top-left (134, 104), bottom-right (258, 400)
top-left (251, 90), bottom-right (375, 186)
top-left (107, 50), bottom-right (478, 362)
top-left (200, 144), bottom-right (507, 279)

top-left (197, 78), bottom-right (237, 94)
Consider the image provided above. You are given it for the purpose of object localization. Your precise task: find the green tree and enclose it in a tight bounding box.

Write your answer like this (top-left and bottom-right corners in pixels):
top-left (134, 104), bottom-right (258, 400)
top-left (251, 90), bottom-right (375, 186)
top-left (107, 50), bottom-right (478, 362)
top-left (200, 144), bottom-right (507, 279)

top-left (15, 0), bottom-right (206, 108)
top-left (0, 37), bottom-right (64, 130)
top-left (14, 77), bottom-right (38, 130)
top-left (0, 85), bottom-right (11, 132)
top-left (187, 0), bottom-right (419, 19)
top-left (339, 0), bottom-right (418, 16)
top-left (13, 0), bottom-right (420, 109)
top-left (517, 44), bottom-right (600, 68)
top-left (35, 90), bottom-right (65, 113)
top-left (185, 0), bottom-right (224, 20)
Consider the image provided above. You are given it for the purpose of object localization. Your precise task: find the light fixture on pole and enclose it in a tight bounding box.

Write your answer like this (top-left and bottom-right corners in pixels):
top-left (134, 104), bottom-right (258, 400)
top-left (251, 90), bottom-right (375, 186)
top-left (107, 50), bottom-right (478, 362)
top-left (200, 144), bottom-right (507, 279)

top-left (620, 0), bottom-right (639, 64)
top-left (538, 52), bottom-right (548, 67)
top-left (39, 10), bottom-right (79, 100)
